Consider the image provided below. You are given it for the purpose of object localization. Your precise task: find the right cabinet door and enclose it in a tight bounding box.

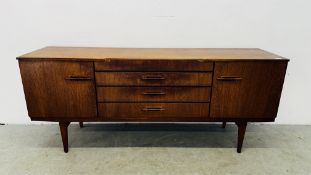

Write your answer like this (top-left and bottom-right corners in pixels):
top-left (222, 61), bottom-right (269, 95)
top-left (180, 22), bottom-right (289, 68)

top-left (210, 61), bottom-right (287, 119)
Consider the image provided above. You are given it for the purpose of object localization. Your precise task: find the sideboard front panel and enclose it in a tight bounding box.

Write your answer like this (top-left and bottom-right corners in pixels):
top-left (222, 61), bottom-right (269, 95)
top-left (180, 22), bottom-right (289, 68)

top-left (94, 60), bottom-right (213, 121)
top-left (19, 61), bottom-right (97, 119)
top-left (210, 61), bottom-right (287, 119)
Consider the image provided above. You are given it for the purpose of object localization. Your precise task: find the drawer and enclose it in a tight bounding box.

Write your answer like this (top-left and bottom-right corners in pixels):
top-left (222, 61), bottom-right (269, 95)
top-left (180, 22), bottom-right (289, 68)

top-left (97, 87), bottom-right (211, 102)
top-left (98, 103), bottom-right (210, 119)
top-left (95, 72), bottom-right (212, 86)
top-left (95, 60), bottom-right (213, 71)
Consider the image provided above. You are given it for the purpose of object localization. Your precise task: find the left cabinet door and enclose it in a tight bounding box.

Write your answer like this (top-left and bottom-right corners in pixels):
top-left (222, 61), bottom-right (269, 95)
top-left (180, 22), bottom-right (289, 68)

top-left (19, 61), bottom-right (97, 119)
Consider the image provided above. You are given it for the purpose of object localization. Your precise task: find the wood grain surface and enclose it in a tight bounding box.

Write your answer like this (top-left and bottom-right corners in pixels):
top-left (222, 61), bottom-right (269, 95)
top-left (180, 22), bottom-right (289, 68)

top-left (97, 87), bottom-right (211, 102)
top-left (210, 61), bottom-right (288, 118)
top-left (95, 72), bottom-right (212, 86)
top-left (98, 103), bottom-right (210, 119)
top-left (95, 60), bottom-right (213, 71)
top-left (19, 61), bottom-right (97, 118)
top-left (17, 47), bottom-right (289, 61)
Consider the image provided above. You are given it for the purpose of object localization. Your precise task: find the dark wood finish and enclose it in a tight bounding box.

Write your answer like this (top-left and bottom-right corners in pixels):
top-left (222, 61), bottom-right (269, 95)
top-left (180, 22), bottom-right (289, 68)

top-left (31, 116), bottom-right (275, 122)
top-left (95, 72), bottom-right (212, 86)
top-left (95, 60), bottom-right (213, 71)
top-left (59, 122), bottom-right (70, 153)
top-left (17, 47), bottom-right (289, 153)
top-left (210, 61), bottom-right (288, 119)
top-left (17, 47), bottom-right (288, 61)
top-left (19, 61), bottom-right (97, 119)
top-left (97, 87), bottom-right (211, 102)
top-left (236, 122), bottom-right (247, 153)
top-left (98, 103), bottom-right (210, 119)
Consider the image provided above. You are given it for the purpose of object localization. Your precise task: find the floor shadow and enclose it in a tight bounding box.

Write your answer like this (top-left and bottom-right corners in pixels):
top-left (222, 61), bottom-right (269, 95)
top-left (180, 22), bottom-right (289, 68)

top-left (10, 123), bottom-right (303, 150)
top-left (61, 123), bottom-right (240, 148)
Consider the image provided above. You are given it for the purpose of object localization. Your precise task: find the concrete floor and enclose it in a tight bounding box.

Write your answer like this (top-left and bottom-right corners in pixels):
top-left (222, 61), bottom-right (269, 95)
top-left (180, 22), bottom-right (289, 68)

top-left (1, 124), bottom-right (311, 175)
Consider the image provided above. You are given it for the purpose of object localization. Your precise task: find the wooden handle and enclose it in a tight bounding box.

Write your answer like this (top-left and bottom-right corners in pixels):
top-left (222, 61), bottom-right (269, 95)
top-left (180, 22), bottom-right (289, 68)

top-left (217, 76), bottom-right (242, 81)
top-left (65, 75), bottom-right (92, 81)
top-left (142, 106), bottom-right (165, 111)
top-left (141, 75), bottom-right (165, 80)
top-left (142, 91), bottom-right (166, 95)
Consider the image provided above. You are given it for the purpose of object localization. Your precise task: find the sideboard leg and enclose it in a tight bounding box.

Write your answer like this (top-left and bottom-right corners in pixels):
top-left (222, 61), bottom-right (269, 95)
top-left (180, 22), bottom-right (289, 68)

top-left (222, 122), bottom-right (226, 128)
top-left (235, 122), bottom-right (247, 153)
top-left (59, 122), bottom-right (70, 153)
top-left (79, 122), bottom-right (83, 128)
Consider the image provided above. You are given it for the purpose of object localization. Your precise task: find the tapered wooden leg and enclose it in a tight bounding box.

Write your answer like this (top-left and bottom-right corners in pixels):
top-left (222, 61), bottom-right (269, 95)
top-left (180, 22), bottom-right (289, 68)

top-left (222, 122), bottom-right (226, 128)
top-left (235, 122), bottom-right (247, 153)
top-left (59, 122), bottom-right (70, 153)
top-left (79, 122), bottom-right (83, 128)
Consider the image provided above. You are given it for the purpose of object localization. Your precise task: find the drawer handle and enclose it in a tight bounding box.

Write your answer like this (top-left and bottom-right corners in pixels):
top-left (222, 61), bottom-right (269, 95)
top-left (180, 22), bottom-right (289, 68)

top-left (141, 75), bottom-right (165, 80)
top-left (142, 91), bottom-right (166, 95)
top-left (217, 76), bottom-right (242, 81)
top-left (65, 75), bottom-right (92, 81)
top-left (142, 106), bottom-right (165, 111)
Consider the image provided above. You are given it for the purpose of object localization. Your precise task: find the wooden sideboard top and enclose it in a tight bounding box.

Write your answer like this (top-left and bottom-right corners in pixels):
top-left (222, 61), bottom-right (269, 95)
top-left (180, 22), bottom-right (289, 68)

top-left (17, 46), bottom-right (289, 61)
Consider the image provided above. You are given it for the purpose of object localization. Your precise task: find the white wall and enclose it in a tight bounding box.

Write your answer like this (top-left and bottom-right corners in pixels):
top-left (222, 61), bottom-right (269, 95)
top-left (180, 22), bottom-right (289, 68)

top-left (0, 0), bottom-right (310, 124)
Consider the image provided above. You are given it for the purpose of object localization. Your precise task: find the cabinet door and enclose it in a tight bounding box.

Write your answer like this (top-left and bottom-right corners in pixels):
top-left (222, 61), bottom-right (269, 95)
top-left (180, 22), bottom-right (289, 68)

top-left (19, 61), bottom-right (97, 119)
top-left (210, 61), bottom-right (287, 119)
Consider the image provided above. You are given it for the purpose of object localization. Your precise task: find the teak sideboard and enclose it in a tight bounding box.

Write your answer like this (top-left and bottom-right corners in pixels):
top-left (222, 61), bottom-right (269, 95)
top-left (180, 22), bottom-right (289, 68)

top-left (17, 47), bottom-right (289, 153)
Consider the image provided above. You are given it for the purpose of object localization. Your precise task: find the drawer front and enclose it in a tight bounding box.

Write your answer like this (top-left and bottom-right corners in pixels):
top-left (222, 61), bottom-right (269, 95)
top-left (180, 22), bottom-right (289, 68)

top-left (95, 60), bottom-right (213, 71)
top-left (95, 72), bottom-right (212, 86)
top-left (97, 87), bottom-right (211, 102)
top-left (98, 103), bottom-right (210, 119)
